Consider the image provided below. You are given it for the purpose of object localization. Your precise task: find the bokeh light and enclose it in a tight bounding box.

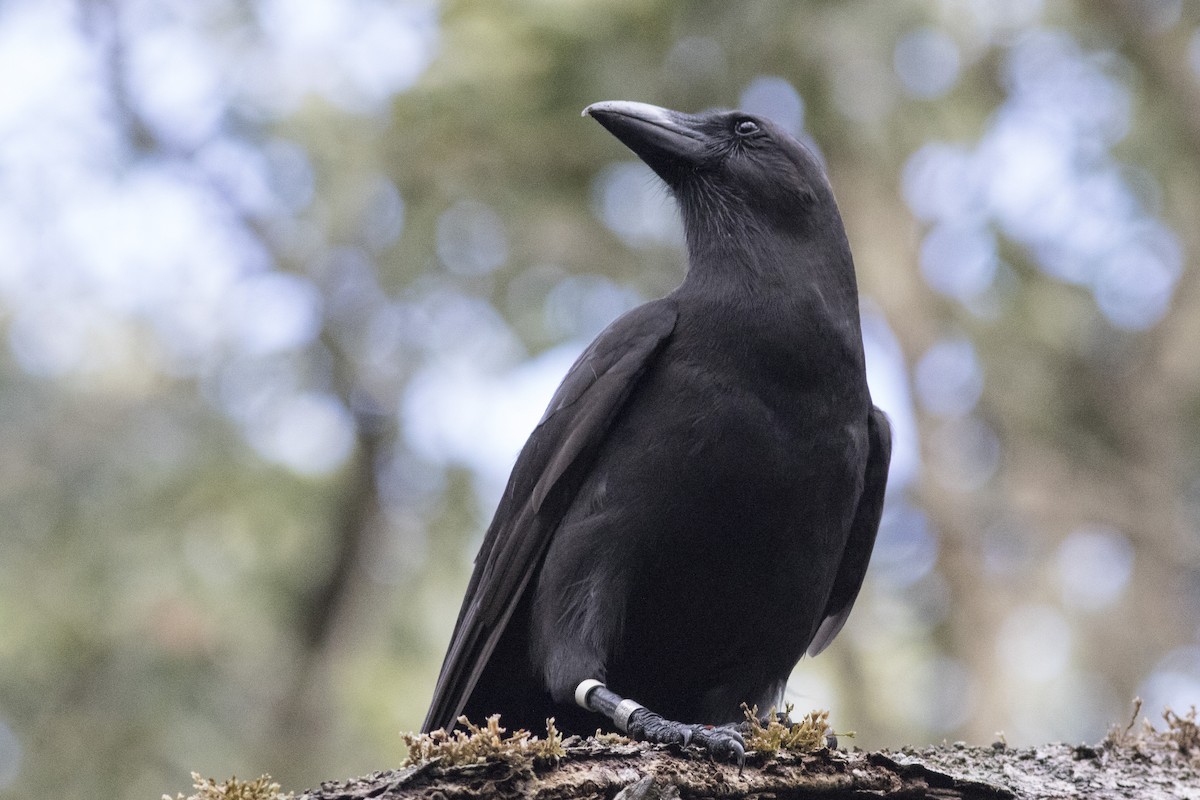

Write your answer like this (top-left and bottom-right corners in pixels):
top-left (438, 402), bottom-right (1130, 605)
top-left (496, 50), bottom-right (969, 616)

top-left (1056, 526), bottom-right (1134, 611)
top-left (403, 340), bottom-right (582, 501)
top-left (739, 75), bottom-right (805, 136)
top-left (0, 717), bottom-right (19, 791)
top-left (592, 162), bottom-right (683, 248)
top-left (894, 28), bottom-right (961, 99)
top-left (997, 604), bottom-right (1073, 684)
top-left (543, 275), bottom-right (644, 342)
top-left (246, 391), bottom-right (357, 476)
top-left (918, 223), bottom-right (997, 301)
top-left (928, 416), bottom-right (1001, 491)
top-left (436, 201), bottom-right (509, 277)
top-left (1141, 647), bottom-right (1200, 715)
top-left (871, 503), bottom-right (939, 588)
top-left (914, 337), bottom-right (984, 417)
top-left (901, 28), bottom-right (1183, 330)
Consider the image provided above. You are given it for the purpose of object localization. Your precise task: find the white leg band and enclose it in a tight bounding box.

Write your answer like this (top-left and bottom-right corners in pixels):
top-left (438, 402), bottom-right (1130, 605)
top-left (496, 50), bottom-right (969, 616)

top-left (613, 698), bottom-right (644, 733)
top-left (574, 678), bottom-right (604, 710)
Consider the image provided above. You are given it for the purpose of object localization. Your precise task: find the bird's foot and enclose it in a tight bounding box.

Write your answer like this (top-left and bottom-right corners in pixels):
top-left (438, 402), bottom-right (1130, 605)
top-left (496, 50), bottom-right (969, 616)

top-left (627, 708), bottom-right (746, 768)
top-left (575, 680), bottom-right (745, 770)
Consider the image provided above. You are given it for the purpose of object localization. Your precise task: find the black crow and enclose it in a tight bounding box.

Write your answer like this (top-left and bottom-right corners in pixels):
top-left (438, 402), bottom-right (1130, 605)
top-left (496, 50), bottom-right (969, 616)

top-left (422, 101), bottom-right (891, 763)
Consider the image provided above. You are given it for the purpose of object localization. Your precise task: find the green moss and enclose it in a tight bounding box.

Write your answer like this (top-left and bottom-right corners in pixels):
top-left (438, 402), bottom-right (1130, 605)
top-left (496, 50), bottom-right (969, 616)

top-left (1163, 706), bottom-right (1200, 756)
top-left (591, 730), bottom-right (631, 745)
top-left (402, 715), bottom-right (564, 768)
top-left (163, 772), bottom-right (292, 800)
top-left (741, 703), bottom-right (842, 757)
top-left (1105, 698), bottom-right (1200, 757)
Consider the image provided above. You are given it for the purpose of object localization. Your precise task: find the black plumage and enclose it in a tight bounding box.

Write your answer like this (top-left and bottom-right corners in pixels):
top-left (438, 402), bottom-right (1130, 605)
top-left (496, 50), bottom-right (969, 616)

top-left (422, 101), bottom-right (891, 761)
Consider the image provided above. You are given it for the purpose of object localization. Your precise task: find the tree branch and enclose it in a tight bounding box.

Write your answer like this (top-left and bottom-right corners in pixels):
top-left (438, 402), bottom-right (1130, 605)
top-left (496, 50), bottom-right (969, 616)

top-left (295, 737), bottom-right (1199, 800)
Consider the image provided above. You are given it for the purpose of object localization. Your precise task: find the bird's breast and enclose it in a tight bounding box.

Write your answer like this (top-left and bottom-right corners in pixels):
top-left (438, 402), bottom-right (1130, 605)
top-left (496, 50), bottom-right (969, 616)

top-left (553, 315), bottom-right (872, 715)
top-left (607, 326), bottom-right (870, 554)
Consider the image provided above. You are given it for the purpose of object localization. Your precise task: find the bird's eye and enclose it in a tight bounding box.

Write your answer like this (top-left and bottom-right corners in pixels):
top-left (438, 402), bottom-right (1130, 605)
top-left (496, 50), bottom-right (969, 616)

top-left (734, 119), bottom-right (759, 136)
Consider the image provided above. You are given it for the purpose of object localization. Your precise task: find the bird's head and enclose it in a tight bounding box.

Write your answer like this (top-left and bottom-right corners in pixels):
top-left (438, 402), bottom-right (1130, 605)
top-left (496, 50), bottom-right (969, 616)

top-left (583, 100), bottom-right (837, 244)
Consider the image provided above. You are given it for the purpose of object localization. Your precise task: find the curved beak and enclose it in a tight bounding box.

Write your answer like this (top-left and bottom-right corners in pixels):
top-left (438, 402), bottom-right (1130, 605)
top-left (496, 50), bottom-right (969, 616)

top-left (584, 101), bottom-right (707, 185)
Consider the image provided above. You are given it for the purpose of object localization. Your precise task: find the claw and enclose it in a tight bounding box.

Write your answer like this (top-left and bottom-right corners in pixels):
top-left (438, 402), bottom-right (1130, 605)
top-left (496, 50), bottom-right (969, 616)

top-left (678, 726), bottom-right (693, 748)
top-left (712, 730), bottom-right (745, 763)
top-left (688, 723), bottom-right (746, 768)
top-left (707, 722), bottom-right (745, 749)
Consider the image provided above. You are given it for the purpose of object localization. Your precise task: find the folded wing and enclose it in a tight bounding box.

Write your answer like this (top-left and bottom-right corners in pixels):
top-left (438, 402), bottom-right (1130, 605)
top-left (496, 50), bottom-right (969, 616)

top-left (421, 299), bottom-right (679, 732)
top-left (806, 405), bottom-right (892, 657)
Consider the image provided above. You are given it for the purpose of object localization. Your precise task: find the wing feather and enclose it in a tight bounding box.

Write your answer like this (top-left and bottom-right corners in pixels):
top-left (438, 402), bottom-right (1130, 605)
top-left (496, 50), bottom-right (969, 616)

top-left (421, 299), bottom-right (678, 731)
top-left (806, 405), bottom-right (892, 657)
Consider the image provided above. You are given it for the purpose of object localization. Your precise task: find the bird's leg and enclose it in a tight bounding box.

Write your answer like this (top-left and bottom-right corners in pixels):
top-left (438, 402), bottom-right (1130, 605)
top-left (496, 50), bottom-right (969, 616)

top-left (574, 679), bottom-right (746, 768)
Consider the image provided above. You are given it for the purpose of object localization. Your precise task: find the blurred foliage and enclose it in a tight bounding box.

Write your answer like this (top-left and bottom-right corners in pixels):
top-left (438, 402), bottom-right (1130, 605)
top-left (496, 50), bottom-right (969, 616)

top-left (2, 0), bottom-right (1200, 798)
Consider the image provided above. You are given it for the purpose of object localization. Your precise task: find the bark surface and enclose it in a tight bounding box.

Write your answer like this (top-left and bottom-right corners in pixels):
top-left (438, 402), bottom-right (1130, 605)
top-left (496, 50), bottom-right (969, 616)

top-left (297, 734), bottom-right (1200, 800)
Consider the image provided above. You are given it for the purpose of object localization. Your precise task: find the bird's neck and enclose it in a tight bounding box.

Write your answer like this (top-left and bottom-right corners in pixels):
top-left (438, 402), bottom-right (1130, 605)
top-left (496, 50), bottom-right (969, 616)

top-left (678, 225), bottom-right (864, 340)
